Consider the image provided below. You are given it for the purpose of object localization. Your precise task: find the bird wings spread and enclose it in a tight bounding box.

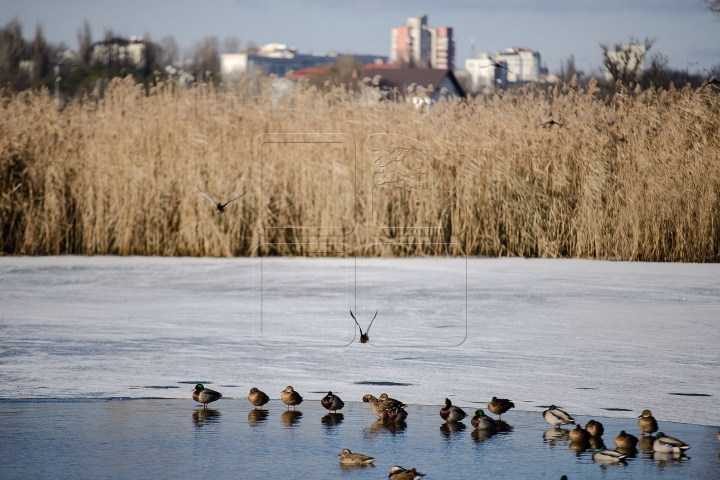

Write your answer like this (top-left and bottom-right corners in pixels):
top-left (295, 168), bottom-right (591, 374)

top-left (222, 192), bottom-right (246, 208)
top-left (198, 188), bottom-right (218, 206)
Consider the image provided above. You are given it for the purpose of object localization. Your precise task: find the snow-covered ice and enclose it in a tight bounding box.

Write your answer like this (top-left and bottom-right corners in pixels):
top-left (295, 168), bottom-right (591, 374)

top-left (0, 256), bottom-right (718, 426)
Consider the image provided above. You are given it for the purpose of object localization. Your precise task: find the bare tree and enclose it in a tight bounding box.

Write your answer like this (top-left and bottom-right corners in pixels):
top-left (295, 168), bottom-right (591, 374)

top-left (77, 20), bottom-right (92, 67)
top-left (701, 0), bottom-right (720, 18)
top-left (559, 55), bottom-right (583, 83)
top-left (191, 36), bottom-right (219, 81)
top-left (0, 18), bottom-right (29, 89)
top-left (222, 35), bottom-right (241, 54)
top-left (245, 40), bottom-right (259, 55)
top-left (601, 37), bottom-right (654, 84)
top-left (31, 24), bottom-right (49, 80)
top-left (158, 35), bottom-right (179, 66)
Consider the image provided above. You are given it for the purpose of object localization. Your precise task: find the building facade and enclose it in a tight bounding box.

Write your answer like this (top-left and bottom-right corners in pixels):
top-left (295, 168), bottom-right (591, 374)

top-left (390, 15), bottom-right (455, 70)
top-left (495, 47), bottom-right (541, 82)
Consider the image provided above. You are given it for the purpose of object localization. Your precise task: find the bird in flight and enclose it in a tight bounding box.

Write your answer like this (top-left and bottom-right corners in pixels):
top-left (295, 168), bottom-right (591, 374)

top-left (350, 310), bottom-right (377, 344)
top-left (539, 119), bottom-right (567, 129)
top-left (482, 62), bottom-right (513, 74)
top-left (198, 187), bottom-right (245, 214)
top-left (701, 76), bottom-right (720, 91)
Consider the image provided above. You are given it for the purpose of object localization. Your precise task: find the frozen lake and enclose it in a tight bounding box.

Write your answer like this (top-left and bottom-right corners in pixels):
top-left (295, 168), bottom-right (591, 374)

top-left (1, 256), bottom-right (719, 430)
top-left (1, 398), bottom-right (718, 479)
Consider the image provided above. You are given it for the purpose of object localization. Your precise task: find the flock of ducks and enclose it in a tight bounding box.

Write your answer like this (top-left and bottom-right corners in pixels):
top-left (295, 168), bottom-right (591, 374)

top-left (191, 384), bottom-right (697, 475)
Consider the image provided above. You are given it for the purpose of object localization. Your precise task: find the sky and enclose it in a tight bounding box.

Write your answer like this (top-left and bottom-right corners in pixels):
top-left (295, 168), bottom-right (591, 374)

top-left (2, 0), bottom-right (719, 75)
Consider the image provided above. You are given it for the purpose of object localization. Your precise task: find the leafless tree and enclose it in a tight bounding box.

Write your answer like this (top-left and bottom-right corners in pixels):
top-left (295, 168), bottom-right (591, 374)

top-left (222, 35), bottom-right (241, 54)
top-left (190, 36), bottom-right (220, 81)
top-left (77, 20), bottom-right (92, 67)
top-left (700, 0), bottom-right (720, 18)
top-left (559, 55), bottom-right (583, 83)
top-left (245, 40), bottom-right (259, 55)
top-left (31, 24), bottom-right (49, 80)
top-left (0, 18), bottom-right (29, 89)
top-left (159, 35), bottom-right (179, 66)
top-left (601, 37), bottom-right (654, 85)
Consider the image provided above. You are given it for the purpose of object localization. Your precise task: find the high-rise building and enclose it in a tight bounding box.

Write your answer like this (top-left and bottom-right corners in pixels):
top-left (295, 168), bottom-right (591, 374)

top-left (390, 26), bottom-right (412, 65)
top-left (390, 15), bottom-right (455, 70)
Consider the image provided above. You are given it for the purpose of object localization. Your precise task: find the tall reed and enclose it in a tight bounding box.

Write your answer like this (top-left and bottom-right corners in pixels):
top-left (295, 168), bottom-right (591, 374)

top-left (1, 76), bottom-right (719, 261)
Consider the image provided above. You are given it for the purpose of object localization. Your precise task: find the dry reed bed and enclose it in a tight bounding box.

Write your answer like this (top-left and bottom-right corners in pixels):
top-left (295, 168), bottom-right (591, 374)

top-left (1, 76), bottom-right (719, 260)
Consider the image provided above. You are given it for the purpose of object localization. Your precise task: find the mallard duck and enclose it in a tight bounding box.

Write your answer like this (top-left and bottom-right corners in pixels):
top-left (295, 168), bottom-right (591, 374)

top-left (543, 405), bottom-right (575, 428)
top-left (281, 386), bottom-right (303, 410)
top-left (198, 187), bottom-right (245, 214)
top-left (386, 405), bottom-right (408, 423)
top-left (191, 384), bottom-right (222, 409)
top-left (614, 430), bottom-right (639, 449)
top-left (471, 409), bottom-right (497, 430)
top-left (592, 448), bottom-right (627, 463)
top-left (488, 397), bottom-right (515, 419)
top-left (389, 466), bottom-right (426, 479)
top-left (364, 393), bottom-right (407, 421)
top-left (440, 398), bottom-right (467, 423)
top-left (652, 432), bottom-right (690, 453)
top-left (248, 387), bottom-right (269, 409)
top-left (585, 419), bottom-right (604, 437)
top-left (350, 309), bottom-right (377, 343)
top-left (569, 424), bottom-right (591, 442)
top-left (638, 409), bottom-right (659, 436)
top-left (337, 448), bottom-right (375, 465)
top-left (321, 391), bottom-right (344, 413)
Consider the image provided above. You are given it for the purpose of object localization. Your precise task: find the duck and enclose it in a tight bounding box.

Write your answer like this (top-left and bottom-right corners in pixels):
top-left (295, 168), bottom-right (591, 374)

top-left (585, 419), bottom-right (604, 437)
top-left (386, 405), bottom-right (408, 423)
top-left (569, 424), bottom-right (591, 442)
top-left (614, 430), bottom-right (639, 449)
top-left (471, 409), bottom-right (497, 430)
top-left (281, 386), bottom-right (303, 410)
top-left (248, 387), bottom-right (269, 409)
top-left (350, 309), bottom-right (377, 343)
top-left (364, 393), bottom-right (406, 420)
top-left (543, 405), bottom-right (575, 428)
top-left (191, 384), bottom-right (222, 409)
top-left (638, 409), bottom-right (659, 436)
top-left (321, 391), bottom-right (344, 413)
top-left (337, 449), bottom-right (375, 466)
top-left (488, 397), bottom-right (515, 419)
top-left (652, 432), bottom-right (690, 453)
top-left (440, 398), bottom-right (467, 423)
top-left (592, 448), bottom-right (627, 463)
top-left (198, 187), bottom-right (245, 214)
top-left (389, 466), bottom-right (426, 479)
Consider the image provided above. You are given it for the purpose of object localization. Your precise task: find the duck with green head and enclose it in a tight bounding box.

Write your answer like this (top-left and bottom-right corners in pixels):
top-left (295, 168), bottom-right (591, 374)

top-left (652, 432), bottom-right (690, 453)
top-left (191, 384), bottom-right (222, 409)
top-left (543, 405), bottom-right (575, 428)
top-left (470, 409), bottom-right (497, 430)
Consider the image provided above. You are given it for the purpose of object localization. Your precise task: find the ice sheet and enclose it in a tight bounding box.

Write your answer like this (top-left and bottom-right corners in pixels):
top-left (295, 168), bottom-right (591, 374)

top-left (0, 256), bottom-right (718, 426)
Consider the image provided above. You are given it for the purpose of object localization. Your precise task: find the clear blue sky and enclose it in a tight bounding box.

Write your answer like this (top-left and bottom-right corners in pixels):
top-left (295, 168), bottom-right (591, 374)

top-left (2, 0), bottom-right (719, 75)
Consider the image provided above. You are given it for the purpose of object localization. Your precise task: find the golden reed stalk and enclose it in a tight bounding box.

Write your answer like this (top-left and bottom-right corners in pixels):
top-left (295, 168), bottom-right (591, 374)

top-left (1, 76), bottom-right (719, 260)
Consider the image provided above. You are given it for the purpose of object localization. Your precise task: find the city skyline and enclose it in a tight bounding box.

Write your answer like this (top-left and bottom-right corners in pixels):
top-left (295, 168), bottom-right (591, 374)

top-left (2, 0), bottom-right (719, 74)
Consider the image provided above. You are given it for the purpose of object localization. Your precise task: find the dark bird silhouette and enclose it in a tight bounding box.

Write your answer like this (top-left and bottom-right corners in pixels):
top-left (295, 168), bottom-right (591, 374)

top-left (488, 396), bottom-right (515, 420)
top-left (539, 118), bottom-right (566, 129)
top-left (701, 76), bottom-right (720, 91)
top-left (482, 61), bottom-right (513, 74)
top-left (198, 187), bottom-right (245, 214)
top-left (350, 309), bottom-right (377, 343)
top-left (321, 391), bottom-right (345, 413)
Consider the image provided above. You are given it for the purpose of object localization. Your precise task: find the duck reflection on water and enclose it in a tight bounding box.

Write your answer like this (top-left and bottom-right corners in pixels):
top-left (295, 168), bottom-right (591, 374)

top-left (366, 419), bottom-right (408, 436)
top-left (652, 451), bottom-right (690, 466)
top-left (321, 412), bottom-right (344, 428)
top-left (471, 428), bottom-right (498, 443)
top-left (192, 408), bottom-right (221, 426)
top-left (543, 427), bottom-right (570, 446)
top-left (247, 409), bottom-right (269, 426)
top-left (638, 436), bottom-right (654, 452)
top-left (281, 409), bottom-right (303, 427)
top-left (440, 421), bottom-right (466, 438)
top-left (569, 440), bottom-right (590, 455)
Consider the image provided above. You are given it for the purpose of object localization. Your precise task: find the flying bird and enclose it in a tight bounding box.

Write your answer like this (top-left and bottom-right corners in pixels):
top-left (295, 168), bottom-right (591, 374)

top-left (701, 76), bottom-right (720, 91)
top-left (539, 118), bottom-right (566, 129)
top-left (350, 309), bottom-right (377, 343)
top-left (198, 187), bottom-right (245, 214)
top-left (481, 61), bottom-right (513, 74)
